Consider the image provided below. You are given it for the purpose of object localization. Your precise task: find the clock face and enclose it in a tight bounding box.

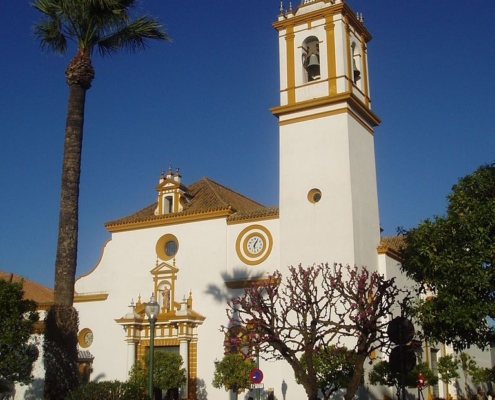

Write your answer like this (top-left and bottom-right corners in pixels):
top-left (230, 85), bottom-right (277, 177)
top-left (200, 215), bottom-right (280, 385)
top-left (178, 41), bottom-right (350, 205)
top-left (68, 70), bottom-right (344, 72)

top-left (235, 225), bottom-right (273, 265)
top-left (78, 328), bottom-right (94, 348)
top-left (84, 331), bottom-right (93, 346)
top-left (246, 235), bottom-right (264, 255)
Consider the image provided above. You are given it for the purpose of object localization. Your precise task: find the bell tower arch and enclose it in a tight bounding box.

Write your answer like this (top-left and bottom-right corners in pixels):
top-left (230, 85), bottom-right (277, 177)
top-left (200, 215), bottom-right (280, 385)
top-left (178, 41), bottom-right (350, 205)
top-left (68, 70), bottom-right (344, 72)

top-left (272, 0), bottom-right (381, 269)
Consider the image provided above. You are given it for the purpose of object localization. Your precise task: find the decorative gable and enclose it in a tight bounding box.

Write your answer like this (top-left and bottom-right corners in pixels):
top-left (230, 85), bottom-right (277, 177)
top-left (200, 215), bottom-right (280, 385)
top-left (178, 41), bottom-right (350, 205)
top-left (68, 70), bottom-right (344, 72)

top-left (154, 166), bottom-right (190, 216)
top-left (150, 260), bottom-right (179, 313)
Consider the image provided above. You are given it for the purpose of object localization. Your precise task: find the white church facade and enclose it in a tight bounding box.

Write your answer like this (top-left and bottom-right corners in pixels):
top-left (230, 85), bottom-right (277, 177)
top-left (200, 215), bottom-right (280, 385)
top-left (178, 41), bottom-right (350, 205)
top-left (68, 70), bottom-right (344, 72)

top-left (72, 2), bottom-right (387, 399)
top-left (34, 1), bottom-right (490, 400)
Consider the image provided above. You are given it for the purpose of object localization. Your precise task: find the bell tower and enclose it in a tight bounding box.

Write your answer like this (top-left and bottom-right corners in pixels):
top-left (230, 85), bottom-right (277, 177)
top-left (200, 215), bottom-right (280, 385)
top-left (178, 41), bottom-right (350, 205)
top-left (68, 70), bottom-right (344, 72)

top-left (272, 0), bottom-right (382, 269)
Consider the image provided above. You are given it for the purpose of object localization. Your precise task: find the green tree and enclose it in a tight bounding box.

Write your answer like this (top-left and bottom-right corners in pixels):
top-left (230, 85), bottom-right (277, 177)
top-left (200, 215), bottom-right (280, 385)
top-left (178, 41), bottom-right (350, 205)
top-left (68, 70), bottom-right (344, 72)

top-left (31, 1), bottom-right (169, 397)
top-left (223, 263), bottom-right (405, 400)
top-left (437, 354), bottom-right (460, 387)
top-left (128, 352), bottom-right (186, 397)
top-left (0, 279), bottom-right (39, 391)
top-left (470, 366), bottom-right (490, 389)
top-left (459, 352), bottom-right (478, 398)
top-left (368, 360), bottom-right (437, 394)
top-left (212, 354), bottom-right (257, 398)
top-left (400, 163), bottom-right (495, 351)
top-left (297, 345), bottom-right (356, 400)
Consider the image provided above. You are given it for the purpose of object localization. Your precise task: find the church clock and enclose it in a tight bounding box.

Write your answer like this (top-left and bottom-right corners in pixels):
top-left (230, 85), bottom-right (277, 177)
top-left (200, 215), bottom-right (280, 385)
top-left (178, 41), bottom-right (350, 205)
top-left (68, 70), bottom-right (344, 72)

top-left (78, 328), bottom-right (94, 348)
top-left (236, 225), bottom-right (272, 265)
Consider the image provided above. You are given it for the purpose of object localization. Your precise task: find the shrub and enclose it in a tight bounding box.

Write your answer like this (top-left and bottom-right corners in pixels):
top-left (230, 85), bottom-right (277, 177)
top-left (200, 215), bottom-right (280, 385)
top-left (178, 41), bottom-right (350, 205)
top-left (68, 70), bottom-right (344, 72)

top-left (66, 380), bottom-right (146, 400)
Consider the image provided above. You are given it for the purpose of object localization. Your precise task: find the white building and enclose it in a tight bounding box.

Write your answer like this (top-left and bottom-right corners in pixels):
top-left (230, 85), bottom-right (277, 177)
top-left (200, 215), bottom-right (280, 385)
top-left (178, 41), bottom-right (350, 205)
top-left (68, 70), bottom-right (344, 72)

top-left (15, 1), bottom-right (492, 400)
top-left (73, 2), bottom-right (385, 399)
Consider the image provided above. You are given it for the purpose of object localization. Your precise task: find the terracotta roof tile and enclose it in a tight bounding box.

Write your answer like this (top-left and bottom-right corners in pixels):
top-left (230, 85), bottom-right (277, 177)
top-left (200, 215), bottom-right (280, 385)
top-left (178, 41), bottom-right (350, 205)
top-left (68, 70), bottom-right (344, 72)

top-left (379, 235), bottom-right (405, 252)
top-left (0, 271), bottom-right (53, 304)
top-left (227, 206), bottom-right (279, 222)
top-left (105, 177), bottom-right (275, 228)
top-left (377, 235), bottom-right (405, 261)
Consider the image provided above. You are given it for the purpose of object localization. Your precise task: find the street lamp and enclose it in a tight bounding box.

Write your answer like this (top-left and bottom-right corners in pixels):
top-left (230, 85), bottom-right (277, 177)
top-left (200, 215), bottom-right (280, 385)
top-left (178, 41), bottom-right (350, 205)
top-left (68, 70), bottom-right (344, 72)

top-left (145, 295), bottom-right (160, 400)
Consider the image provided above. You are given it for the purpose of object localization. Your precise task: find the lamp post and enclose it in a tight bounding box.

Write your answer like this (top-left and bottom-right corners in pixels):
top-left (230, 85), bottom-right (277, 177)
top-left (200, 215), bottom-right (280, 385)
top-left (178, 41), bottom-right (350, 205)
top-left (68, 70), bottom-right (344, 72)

top-left (145, 295), bottom-right (160, 400)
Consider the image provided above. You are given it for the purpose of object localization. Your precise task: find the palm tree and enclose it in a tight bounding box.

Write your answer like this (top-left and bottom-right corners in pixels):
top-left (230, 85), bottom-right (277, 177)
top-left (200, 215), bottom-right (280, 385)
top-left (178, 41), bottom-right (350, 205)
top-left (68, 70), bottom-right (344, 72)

top-left (32, 0), bottom-right (170, 397)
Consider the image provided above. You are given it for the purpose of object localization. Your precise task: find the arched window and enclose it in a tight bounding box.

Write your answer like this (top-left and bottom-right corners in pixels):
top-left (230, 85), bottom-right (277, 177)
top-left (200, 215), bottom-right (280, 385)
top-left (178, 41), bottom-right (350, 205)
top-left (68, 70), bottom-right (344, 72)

top-left (351, 42), bottom-right (361, 84)
top-left (302, 36), bottom-right (320, 82)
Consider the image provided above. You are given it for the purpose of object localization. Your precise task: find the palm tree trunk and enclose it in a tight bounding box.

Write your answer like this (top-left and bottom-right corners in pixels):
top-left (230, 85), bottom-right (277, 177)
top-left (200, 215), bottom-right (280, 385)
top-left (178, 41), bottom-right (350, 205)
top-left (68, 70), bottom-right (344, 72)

top-left (44, 53), bottom-right (94, 400)
top-left (54, 82), bottom-right (86, 305)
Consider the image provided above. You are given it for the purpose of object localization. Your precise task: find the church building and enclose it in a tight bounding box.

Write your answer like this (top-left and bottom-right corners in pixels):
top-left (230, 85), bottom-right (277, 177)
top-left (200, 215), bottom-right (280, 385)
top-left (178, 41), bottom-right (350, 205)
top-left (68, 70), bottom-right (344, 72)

top-left (72, 1), bottom-right (396, 398)
top-left (66, 1), bottom-right (489, 399)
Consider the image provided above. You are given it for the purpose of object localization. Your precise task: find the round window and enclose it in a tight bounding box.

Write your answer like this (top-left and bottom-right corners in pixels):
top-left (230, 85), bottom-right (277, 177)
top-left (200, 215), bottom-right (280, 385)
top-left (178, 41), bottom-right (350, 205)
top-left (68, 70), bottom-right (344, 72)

top-left (156, 234), bottom-right (179, 261)
top-left (307, 188), bottom-right (322, 204)
top-left (165, 240), bottom-right (177, 256)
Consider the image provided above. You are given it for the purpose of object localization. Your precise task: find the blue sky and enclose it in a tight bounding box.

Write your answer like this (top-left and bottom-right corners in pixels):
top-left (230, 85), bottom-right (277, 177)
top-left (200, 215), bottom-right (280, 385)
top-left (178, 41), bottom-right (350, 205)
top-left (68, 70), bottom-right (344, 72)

top-left (1, 1), bottom-right (495, 288)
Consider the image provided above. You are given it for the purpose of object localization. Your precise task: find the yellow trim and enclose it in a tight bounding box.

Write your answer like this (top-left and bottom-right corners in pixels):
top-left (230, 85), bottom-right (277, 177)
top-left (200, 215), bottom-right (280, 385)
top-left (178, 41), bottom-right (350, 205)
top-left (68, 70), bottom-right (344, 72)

top-left (73, 293), bottom-right (109, 302)
top-left (272, 91), bottom-right (380, 129)
top-left (286, 26), bottom-right (296, 105)
top-left (273, 3), bottom-right (372, 42)
top-left (377, 245), bottom-right (401, 262)
top-left (273, 3), bottom-right (343, 31)
top-left (344, 14), bottom-right (352, 91)
top-left (360, 35), bottom-right (370, 107)
top-left (235, 225), bottom-right (273, 265)
top-left (78, 328), bottom-right (93, 348)
top-left (307, 188), bottom-right (322, 203)
top-left (227, 213), bottom-right (279, 225)
top-left (106, 209), bottom-right (232, 232)
top-left (325, 17), bottom-right (337, 95)
top-left (156, 233), bottom-right (179, 261)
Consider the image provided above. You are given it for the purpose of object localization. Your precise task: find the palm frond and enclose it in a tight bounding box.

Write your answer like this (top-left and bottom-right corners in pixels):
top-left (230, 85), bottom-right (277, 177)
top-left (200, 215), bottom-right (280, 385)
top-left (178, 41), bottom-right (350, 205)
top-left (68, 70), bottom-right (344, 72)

top-left (32, 0), bottom-right (169, 57)
top-left (96, 16), bottom-right (170, 56)
top-left (33, 19), bottom-right (67, 54)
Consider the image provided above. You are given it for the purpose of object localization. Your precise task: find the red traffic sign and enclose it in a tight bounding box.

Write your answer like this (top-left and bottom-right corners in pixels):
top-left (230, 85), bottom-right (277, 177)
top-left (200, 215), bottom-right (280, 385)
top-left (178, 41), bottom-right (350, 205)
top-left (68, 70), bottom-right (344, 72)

top-left (250, 368), bottom-right (264, 384)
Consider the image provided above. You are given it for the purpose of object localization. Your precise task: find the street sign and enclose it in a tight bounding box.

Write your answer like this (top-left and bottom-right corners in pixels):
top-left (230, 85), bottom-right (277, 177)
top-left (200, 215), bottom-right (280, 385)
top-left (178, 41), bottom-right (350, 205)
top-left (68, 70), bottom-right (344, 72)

top-left (251, 383), bottom-right (264, 389)
top-left (250, 368), bottom-right (264, 383)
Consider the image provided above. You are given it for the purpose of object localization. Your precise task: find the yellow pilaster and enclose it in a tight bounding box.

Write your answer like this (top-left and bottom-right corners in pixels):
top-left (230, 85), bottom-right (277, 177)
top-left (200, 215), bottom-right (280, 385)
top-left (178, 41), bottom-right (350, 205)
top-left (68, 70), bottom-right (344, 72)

top-left (285, 25), bottom-right (295, 105)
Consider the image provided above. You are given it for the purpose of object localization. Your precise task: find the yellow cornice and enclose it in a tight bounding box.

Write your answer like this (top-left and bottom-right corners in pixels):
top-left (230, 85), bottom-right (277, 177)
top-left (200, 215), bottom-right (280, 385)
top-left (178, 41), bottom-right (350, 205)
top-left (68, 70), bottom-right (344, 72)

top-left (73, 293), bottom-right (109, 303)
top-left (106, 209), bottom-right (233, 233)
top-left (273, 3), bottom-right (344, 31)
top-left (271, 92), bottom-right (380, 130)
top-left (227, 213), bottom-right (279, 225)
top-left (273, 3), bottom-right (372, 42)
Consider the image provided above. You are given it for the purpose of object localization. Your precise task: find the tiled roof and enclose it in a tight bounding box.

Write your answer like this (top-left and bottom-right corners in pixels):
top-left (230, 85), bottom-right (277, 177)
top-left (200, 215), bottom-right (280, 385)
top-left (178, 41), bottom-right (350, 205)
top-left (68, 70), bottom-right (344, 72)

top-left (78, 350), bottom-right (94, 361)
top-left (378, 235), bottom-right (405, 261)
top-left (0, 271), bottom-right (53, 304)
top-left (105, 177), bottom-right (277, 228)
top-left (227, 205), bottom-right (279, 222)
top-left (379, 235), bottom-right (405, 251)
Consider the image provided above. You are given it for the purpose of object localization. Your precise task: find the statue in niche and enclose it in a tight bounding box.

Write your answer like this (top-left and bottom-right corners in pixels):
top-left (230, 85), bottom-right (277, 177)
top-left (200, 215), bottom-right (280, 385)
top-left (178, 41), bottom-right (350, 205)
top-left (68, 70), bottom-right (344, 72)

top-left (162, 287), bottom-right (171, 311)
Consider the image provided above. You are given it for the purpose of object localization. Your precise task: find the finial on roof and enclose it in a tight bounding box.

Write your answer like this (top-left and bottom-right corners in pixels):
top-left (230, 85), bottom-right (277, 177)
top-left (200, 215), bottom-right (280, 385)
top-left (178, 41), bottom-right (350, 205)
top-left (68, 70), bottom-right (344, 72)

top-left (280, 1), bottom-right (284, 14)
top-left (187, 290), bottom-right (192, 309)
top-left (289, 2), bottom-right (292, 12)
